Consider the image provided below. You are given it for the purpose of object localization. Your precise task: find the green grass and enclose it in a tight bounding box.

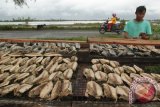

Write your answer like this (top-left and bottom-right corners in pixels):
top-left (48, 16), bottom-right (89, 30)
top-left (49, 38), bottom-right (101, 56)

top-left (0, 23), bottom-right (159, 40)
top-left (97, 31), bottom-right (160, 40)
top-left (0, 23), bottom-right (100, 31)
top-left (24, 36), bottom-right (87, 41)
top-left (32, 34), bottom-right (122, 41)
top-left (0, 23), bottom-right (159, 33)
top-left (152, 24), bottom-right (160, 33)
top-left (96, 34), bottom-right (123, 38)
top-left (8, 33), bottom-right (121, 41)
top-left (6, 34), bottom-right (120, 41)
top-left (144, 65), bottom-right (160, 73)
top-left (0, 25), bottom-right (36, 30)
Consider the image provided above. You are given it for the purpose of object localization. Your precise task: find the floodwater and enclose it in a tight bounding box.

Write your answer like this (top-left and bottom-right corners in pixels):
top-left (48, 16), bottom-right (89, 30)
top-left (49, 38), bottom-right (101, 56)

top-left (0, 21), bottom-right (105, 25)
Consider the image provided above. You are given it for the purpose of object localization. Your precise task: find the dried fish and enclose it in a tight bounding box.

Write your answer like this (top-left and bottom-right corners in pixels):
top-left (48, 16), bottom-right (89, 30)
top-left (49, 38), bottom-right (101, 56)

top-left (56, 57), bottom-right (63, 64)
top-left (35, 57), bottom-right (43, 64)
top-left (49, 71), bottom-right (64, 81)
top-left (0, 81), bottom-right (10, 88)
top-left (107, 73), bottom-right (123, 85)
top-left (133, 65), bottom-right (144, 73)
top-left (63, 58), bottom-right (71, 64)
top-left (49, 80), bottom-right (62, 100)
top-left (91, 59), bottom-right (99, 64)
top-left (70, 56), bottom-right (78, 62)
top-left (85, 81), bottom-right (103, 99)
top-left (25, 57), bottom-right (37, 66)
top-left (28, 82), bottom-right (47, 98)
top-left (49, 62), bottom-right (58, 73)
top-left (63, 69), bottom-right (73, 80)
top-left (21, 75), bottom-right (36, 84)
top-left (59, 63), bottom-right (68, 71)
top-left (25, 53), bottom-right (42, 57)
top-left (19, 57), bottom-right (29, 66)
top-left (14, 84), bottom-right (33, 96)
top-left (116, 86), bottom-right (129, 101)
top-left (71, 62), bottom-right (78, 71)
top-left (4, 74), bottom-right (17, 81)
top-left (14, 73), bottom-right (30, 82)
top-left (140, 73), bottom-right (155, 80)
top-left (121, 73), bottom-right (132, 86)
top-left (34, 65), bottom-right (44, 75)
top-left (109, 61), bottom-right (119, 68)
top-left (33, 70), bottom-right (49, 84)
top-left (123, 65), bottom-right (136, 74)
top-left (95, 71), bottom-right (108, 81)
top-left (83, 68), bottom-right (95, 80)
top-left (0, 73), bottom-right (10, 81)
top-left (103, 83), bottom-right (117, 101)
top-left (43, 53), bottom-right (62, 57)
top-left (151, 73), bottom-right (160, 82)
top-left (103, 64), bottom-right (114, 73)
top-left (130, 73), bottom-right (141, 79)
top-left (40, 81), bottom-right (53, 99)
top-left (0, 84), bottom-right (19, 96)
top-left (99, 59), bottom-right (110, 64)
top-left (60, 80), bottom-right (72, 97)
top-left (1, 65), bottom-right (13, 72)
top-left (41, 57), bottom-right (51, 66)
top-left (45, 60), bottom-right (54, 71)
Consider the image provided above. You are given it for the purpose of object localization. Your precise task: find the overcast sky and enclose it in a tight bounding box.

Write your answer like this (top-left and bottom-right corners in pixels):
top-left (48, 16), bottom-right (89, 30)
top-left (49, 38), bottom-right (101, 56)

top-left (0, 0), bottom-right (160, 20)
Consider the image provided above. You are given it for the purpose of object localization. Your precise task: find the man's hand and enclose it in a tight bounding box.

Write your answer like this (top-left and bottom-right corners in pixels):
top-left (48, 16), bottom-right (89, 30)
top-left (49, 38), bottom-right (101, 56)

top-left (139, 33), bottom-right (150, 40)
top-left (141, 35), bottom-right (149, 40)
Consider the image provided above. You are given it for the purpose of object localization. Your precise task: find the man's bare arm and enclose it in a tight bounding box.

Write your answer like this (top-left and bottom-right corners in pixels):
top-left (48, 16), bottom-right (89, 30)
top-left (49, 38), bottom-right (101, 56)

top-left (123, 32), bottom-right (129, 39)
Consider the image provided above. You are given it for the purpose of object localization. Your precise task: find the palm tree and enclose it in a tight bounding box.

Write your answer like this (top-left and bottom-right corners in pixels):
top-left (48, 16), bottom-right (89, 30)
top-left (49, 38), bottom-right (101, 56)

top-left (13, 0), bottom-right (26, 6)
top-left (13, 0), bottom-right (35, 6)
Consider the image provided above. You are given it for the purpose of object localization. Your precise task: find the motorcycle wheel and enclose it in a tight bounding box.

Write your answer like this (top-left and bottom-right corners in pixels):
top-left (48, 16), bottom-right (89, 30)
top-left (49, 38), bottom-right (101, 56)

top-left (116, 31), bottom-right (121, 35)
top-left (99, 28), bottom-right (105, 34)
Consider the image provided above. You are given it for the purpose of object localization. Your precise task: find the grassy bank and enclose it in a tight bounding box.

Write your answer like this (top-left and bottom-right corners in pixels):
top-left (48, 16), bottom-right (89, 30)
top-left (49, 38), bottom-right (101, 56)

top-left (32, 33), bottom-right (160, 41)
top-left (0, 23), bottom-right (159, 32)
top-left (0, 23), bottom-right (160, 40)
top-left (34, 36), bottom-right (87, 41)
top-left (145, 65), bottom-right (160, 73)
top-left (0, 23), bottom-right (160, 34)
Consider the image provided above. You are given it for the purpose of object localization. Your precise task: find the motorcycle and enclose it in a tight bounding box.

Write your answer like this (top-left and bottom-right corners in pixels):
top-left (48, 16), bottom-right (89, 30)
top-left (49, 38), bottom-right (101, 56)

top-left (99, 21), bottom-right (123, 34)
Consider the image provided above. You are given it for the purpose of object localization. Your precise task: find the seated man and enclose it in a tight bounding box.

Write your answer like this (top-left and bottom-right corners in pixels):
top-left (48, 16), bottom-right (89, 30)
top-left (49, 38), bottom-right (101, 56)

top-left (123, 6), bottom-right (152, 39)
top-left (107, 13), bottom-right (117, 31)
top-left (37, 24), bottom-right (46, 30)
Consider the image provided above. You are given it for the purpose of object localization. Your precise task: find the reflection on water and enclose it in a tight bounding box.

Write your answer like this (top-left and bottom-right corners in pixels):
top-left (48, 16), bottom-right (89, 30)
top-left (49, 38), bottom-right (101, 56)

top-left (0, 21), bottom-right (105, 25)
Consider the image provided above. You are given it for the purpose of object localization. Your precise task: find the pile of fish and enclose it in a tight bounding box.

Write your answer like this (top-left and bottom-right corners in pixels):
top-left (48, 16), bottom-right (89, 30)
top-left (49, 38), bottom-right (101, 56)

top-left (0, 55), bottom-right (78, 100)
top-left (0, 42), bottom-right (80, 56)
top-left (83, 59), bottom-right (160, 101)
top-left (90, 44), bottom-right (160, 57)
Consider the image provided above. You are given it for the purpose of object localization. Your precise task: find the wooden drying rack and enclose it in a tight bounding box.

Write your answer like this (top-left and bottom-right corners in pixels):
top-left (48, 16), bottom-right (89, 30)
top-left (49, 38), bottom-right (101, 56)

top-left (87, 37), bottom-right (160, 46)
top-left (0, 37), bottom-right (160, 46)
